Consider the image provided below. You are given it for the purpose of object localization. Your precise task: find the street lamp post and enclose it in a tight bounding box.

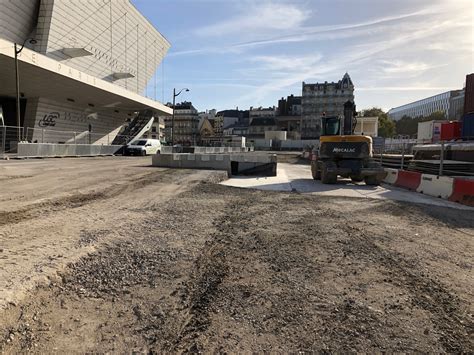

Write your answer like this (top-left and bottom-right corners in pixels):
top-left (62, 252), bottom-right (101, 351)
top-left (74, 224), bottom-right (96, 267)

top-left (14, 38), bottom-right (37, 141)
top-left (171, 88), bottom-right (189, 146)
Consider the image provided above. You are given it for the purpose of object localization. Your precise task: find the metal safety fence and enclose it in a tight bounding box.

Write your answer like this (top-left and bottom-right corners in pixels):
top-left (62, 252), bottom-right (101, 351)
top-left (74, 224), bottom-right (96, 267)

top-left (374, 136), bottom-right (474, 177)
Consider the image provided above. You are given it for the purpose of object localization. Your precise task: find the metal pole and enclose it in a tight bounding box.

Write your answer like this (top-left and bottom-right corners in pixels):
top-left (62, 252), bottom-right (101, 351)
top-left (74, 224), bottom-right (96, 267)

top-left (74, 132), bottom-right (76, 145)
top-left (172, 88), bottom-right (176, 146)
top-left (439, 141), bottom-right (444, 176)
top-left (136, 24), bottom-right (139, 93)
top-left (15, 43), bottom-right (21, 142)
top-left (144, 31), bottom-right (147, 97)
top-left (401, 142), bottom-right (405, 170)
top-left (2, 126), bottom-right (6, 153)
top-left (109, 0), bottom-right (113, 73)
top-left (124, 12), bottom-right (127, 90)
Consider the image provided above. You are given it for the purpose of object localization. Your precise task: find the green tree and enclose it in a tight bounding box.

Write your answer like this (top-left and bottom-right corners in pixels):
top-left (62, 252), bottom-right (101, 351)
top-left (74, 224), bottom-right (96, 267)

top-left (394, 111), bottom-right (447, 136)
top-left (360, 107), bottom-right (396, 138)
top-left (426, 110), bottom-right (446, 121)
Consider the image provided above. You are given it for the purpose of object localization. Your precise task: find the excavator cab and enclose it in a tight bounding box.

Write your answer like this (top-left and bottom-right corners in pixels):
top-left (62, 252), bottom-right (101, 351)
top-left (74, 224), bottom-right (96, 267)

top-left (321, 116), bottom-right (341, 136)
top-left (311, 101), bottom-right (386, 185)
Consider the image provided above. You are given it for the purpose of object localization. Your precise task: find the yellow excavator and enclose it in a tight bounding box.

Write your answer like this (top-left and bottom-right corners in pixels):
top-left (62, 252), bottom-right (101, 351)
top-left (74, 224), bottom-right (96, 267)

top-left (311, 101), bottom-right (386, 185)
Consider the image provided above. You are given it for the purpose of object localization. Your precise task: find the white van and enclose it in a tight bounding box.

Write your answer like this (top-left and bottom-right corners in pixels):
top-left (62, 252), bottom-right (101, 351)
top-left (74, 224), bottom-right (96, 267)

top-left (125, 139), bottom-right (161, 156)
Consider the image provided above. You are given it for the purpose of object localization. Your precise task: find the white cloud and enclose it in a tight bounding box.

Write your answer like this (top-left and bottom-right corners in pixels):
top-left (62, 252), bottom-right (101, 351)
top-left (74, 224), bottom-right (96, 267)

top-left (235, 13), bottom-right (472, 104)
top-left (380, 60), bottom-right (440, 74)
top-left (357, 86), bottom-right (457, 91)
top-left (195, 2), bottom-right (310, 37)
top-left (249, 54), bottom-right (323, 72)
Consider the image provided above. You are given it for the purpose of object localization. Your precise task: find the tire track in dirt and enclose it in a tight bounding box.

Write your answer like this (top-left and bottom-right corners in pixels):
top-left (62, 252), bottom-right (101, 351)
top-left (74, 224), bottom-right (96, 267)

top-left (164, 197), bottom-right (252, 352)
top-left (0, 169), bottom-right (178, 227)
top-left (339, 224), bottom-right (473, 352)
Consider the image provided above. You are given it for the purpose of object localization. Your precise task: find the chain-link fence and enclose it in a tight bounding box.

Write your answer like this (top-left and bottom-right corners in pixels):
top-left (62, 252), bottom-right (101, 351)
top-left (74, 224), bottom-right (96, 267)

top-left (0, 126), bottom-right (131, 154)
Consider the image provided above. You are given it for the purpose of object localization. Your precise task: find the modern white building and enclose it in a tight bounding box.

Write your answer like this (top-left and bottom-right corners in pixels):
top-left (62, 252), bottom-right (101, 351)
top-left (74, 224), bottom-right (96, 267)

top-left (388, 90), bottom-right (464, 121)
top-left (0, 0), bottom-right (172, 146)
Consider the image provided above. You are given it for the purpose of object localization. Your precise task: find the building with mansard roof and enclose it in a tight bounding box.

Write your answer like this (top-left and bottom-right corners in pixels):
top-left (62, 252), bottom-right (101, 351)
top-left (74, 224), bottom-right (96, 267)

top-left (301, 73), bottom-right (355, 138)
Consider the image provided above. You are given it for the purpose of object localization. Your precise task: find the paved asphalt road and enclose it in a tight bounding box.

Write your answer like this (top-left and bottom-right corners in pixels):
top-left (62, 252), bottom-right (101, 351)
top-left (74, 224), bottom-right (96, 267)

top-left (222, 163), bottom-right (472, 210)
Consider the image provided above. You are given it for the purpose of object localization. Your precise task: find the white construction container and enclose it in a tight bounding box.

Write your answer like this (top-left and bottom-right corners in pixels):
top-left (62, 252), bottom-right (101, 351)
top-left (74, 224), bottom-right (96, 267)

top-left (417, 120), bottom-right (446, 143)
top-left (265, 131), bottom-right (287, 141)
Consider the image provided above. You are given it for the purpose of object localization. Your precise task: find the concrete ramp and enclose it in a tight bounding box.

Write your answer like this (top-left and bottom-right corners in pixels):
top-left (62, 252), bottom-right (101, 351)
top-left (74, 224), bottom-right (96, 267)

top-left (152, 153), bottom-right (277, 177)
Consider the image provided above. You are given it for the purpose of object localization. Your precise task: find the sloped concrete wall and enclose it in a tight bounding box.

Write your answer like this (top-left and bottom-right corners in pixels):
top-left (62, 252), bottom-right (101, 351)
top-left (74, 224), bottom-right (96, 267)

top-left (18, 143), bottom-right (122, 157)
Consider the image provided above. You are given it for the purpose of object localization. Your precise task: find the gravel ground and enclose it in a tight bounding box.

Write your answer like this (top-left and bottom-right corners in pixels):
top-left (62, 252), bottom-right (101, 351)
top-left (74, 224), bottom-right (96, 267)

top-left (0, 157), bottom-right (473, 353)
top-left (0, 157), bottom-right (474, 354)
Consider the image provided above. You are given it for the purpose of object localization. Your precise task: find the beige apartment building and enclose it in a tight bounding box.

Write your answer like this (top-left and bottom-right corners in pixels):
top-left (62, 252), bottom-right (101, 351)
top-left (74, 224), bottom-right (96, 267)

top-left (301, 73), bottom-right (355, 138)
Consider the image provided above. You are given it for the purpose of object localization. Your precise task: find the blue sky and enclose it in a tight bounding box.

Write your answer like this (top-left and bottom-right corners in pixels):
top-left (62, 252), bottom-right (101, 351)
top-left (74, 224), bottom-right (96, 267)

top-left (134, 0), bottom-right (473, 113)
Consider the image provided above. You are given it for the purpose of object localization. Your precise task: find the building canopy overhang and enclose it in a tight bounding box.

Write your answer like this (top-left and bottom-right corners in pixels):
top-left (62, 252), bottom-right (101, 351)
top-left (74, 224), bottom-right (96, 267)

top-left (0, 39), bottom-right (173, 116)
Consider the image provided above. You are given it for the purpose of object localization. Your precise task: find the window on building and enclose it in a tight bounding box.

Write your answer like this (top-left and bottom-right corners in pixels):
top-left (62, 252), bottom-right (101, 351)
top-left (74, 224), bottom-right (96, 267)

top-left (151, 127), bottom-right (157, 133)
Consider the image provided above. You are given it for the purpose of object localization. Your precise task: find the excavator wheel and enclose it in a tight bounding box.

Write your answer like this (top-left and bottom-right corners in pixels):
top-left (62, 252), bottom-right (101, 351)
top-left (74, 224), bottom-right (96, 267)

top-left (351, 175), bottom-right (364, 182)
top-left (364, 175), bottom-right (379, 185)
top-left (321, 162), bottom-right (337, 184)
top-left (311, 161), bottom-right (321, 180)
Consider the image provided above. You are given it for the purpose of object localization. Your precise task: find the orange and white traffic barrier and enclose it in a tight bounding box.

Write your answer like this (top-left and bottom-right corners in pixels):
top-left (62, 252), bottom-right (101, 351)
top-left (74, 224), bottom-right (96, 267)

top-left (383, 168), bottom-right (399, 185)
top-left (417, 174), bottom-right (454, 199)
top-left (449, 178), bottom-right (474, 207)
top-left (394, 170), bottom-right (422, 191)
top-left (383, 168), bottom-right (474, 207)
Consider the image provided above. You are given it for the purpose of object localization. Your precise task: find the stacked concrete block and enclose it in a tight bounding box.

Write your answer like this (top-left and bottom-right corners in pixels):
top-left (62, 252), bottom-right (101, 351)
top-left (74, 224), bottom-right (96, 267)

top-left (152, 153), bottom-right (278, 177)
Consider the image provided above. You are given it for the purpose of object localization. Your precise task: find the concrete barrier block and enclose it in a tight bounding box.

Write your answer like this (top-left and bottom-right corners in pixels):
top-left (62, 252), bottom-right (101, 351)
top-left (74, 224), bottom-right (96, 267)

top-left (75, 144), bottom-right (90, 156)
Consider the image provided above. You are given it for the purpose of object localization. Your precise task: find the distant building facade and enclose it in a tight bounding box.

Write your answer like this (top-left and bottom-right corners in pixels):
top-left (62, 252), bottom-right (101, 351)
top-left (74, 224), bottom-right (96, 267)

top-left (277, 95), bottom-right (302, 139)
top-left (301, 73), bottom-right (355, 138)
top-left (388, 90), bottom-right (465, 121)
top-left (278, 95), bottom-right (302, 116)
top-left (248, 117), bottom-right (279, 138)
top-left (217, 109), bottom-right (249, 129)
top-left (249, 106), bottom-right (277, 120)
top-left (164, 102), bottom-right (199, 145)
top-left (463, 73), bottom-right (474, 115)
top-left (142, 117), bottom-right (165, 141)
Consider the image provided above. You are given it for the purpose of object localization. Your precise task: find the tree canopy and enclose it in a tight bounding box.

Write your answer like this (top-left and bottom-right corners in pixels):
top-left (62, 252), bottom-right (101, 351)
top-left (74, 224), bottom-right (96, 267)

top-left (394, 111), bottom-right (446, 136)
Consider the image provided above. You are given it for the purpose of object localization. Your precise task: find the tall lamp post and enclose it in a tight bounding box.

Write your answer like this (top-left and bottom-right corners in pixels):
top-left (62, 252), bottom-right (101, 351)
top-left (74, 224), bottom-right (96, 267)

top-left (15, 38), bottom-right (37, 141)
top-left (171, 88), bottom-right (189, 145)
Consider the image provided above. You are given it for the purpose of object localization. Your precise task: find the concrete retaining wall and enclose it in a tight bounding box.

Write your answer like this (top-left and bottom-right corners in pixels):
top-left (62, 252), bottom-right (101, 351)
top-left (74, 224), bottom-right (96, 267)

top-left (160, 146), bottom-right (249, 154)
top-left (281, 139), bottom-right (319, 150)
top-left (152, 153), bottom-right (277, 177)
top-left (18, 143), bottom-right (123, 158)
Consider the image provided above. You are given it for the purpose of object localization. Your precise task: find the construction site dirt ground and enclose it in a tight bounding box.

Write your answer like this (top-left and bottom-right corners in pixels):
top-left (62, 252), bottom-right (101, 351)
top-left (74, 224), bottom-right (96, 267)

top-left (0, 156), bottom-right (473, 353)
